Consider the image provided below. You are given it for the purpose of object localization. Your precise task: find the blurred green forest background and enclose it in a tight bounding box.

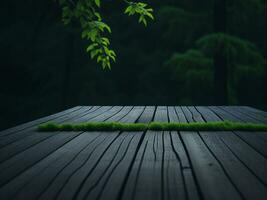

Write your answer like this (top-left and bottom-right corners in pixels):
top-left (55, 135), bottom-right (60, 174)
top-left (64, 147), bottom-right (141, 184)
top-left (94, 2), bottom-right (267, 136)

top-left (1, 0), bottom-right (267, 130)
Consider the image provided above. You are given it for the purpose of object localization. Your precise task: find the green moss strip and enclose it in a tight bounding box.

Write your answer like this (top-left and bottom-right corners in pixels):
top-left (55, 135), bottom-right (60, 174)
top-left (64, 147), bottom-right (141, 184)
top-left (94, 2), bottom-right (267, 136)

top-left (38, 121), bottom-right (267, 132)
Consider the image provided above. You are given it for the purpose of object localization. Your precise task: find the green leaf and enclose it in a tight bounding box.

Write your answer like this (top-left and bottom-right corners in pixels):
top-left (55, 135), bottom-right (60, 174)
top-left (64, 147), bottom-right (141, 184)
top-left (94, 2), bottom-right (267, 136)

top-left (110, 55), bottom-right (116, 62)
top-left (87, 29), bottom-right (98, 41)
top-left (142, 18), bottom-right (147, 26)
top-left (90, 49), bottom-right (100, 59)
top-left (94, 12), bottom-right (102, 20)
top-left (101, 61), bottom-right (106, 69)
top-left (107, 61), bottom-right (111, 69)
top-left (137, 2), bottom-right (147, 8)
top-left (104, 24), bottom-right (111, 33)
top-left (129, 9), bottom-right (136, 16)
top-left (81, 30), bottom-right (89, 39)
top-left (146, 8), bottom-right (153, 12)
top-left (138, 15), bottom-right (144, 23)
top-left (97, 56), bottom-right (102, 63)
top-left (101, 37), bottom-right (110, 45)
top-left (124, 6), bottom-right (132, 14)
top-left (86, 43), bottom-right (98, 52)
top-left (146, 12), bottom-right (154, 20)
top-left (58, 0), bottom-right (153, 70)
top-left (109, 50), bottom-right (116, 57)
top-left (95, 0), bottom-right (100, 7)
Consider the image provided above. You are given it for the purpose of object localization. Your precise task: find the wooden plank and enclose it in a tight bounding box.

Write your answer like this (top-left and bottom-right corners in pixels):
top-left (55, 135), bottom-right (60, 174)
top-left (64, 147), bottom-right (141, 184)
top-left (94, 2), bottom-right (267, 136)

top-left (167, 106), bottom-right (179, 122)
top-left (105, 106), bottom-right (134, 122)
top-left (29, 106), bottom-right (145, 200)
top-left (170, 108), bottom-right (191, 169)
top-left (174, 106), bottom-right (187, 122)
top-left (0, 106), bottom-right (94, 148)
top-left (0, 106), bottom-right (266, 200)
top-left (0, 106), bottom-right (122, 164)
top-left (181, 106), bottom-right (194, 122)
top-left (211, 107), bottom-right (267, 152)
top-left (219, 106), bottom-right (259, 123)
top-left (43, 106), bottom-right (144, 200)
top-left (241, 106), bottom-right (267, 122)
top-left (73, 132), bottom-right (138, 200)
top-left (69, 106), bottom-right (112, 122)
top-left (187, 106), bottom-right (205, 122)
top-left (0, 132), bottom-right (80, 188)
top-left (195, 106), bottom-right (267, 200)
top-left (168, 107), bottom-right (191, 168)
top-left (0, 106), bottom-right (111, 188)
top-left (137, 106), bottom-right (155, 123)
top-left (218, 133), bottom-right (267, 185)
top-left (0, 106), bottom-right (83, 136)
top-left (179, 106), bottom-right (242, 200)
top-left (79, 107), bottom-right (155, 200)
top-left (88, 106), bottom-right (123, 122)
top-left (220, 106), bottom-right (267, 142)
top-left (209, 106), bottom-right (267, 158)
top-left (122, 112), bottom-right (165, 200)
top-left (125, 106), bottom-right (169, 200)
top-left (122, 106), bottom-right (188, 200)
top-left (209, 106), bottom-right (241, 122)
top-left (241, 106), bottom-right (267, 117)
top-left (231, 106), bottom-right (267, 123)
top-left (0, 106), bottom-right (113, 148)
top-left (0, 132), bottom-right (102, 200)
top-left (153, 106), bottom-right (168, 122)
top-left (0, 106), bottom-right (125, 200)
top-left (168, 106), bottom-right (200, 200)
top-left (120, 106), bottom-right (145, 123)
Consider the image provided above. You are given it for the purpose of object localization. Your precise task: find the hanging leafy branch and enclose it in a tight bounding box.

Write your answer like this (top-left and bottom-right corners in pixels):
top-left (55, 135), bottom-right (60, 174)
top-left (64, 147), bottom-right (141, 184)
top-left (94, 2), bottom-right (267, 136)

top-left (123, 0), bottom-right (154, 26)
top-left (57, 0), bottom-right (154, 69)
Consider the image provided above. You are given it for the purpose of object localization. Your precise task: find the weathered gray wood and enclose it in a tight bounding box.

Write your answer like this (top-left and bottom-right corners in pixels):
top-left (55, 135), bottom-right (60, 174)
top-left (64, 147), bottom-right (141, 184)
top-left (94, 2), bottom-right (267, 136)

top-left (175, 106), bottom-right (187, 122)
top-left (105, 106), bottom-right (133, 122)
top-left (86, 106), bottom-right (156, 200)
top-left (49, 106), bottom-right (144, 200)
top-left (0, 106), bottom-right (83, 136)
top-left (122, 107), bottom-right (188, 200)
top-left (231, 106), bottom-right (267, 123)
top-left (0, 106), bottom-right (266, 200)
top-left (0, 106), bottom-right (112, 188)
top-left (242, 106), bottom-right (267, 117)
top-left (196, 106), bottom-right (267, 200)
top-left (137, 106), bottom-right (155, 123)
top-left (209, 106), bottom-right (240, 122)
top-left (0, 106), bottom-right (94, 148)
top-left (222, 106), bottom-right (267, 143)
top-left (0, 106), bottom-right (91, 138)
top-left (0, 132), bottom-right (101, 200)
top-left (220, 106), bottom-right (260, 123)
top-left (168, 106), bottom-right (200, 200)
top-left (0, 132), bottom-right (80, 188)
top-left (0, 107), bottom-right (122, 164)
top-left (37, 106), bottom-right (145, 200)
top-left (168, 107), bottom-right (191, 168)
top-left (180, 106), bottom-right (242, 200)
top-left (209, 106), bottom-right (267, 157)
top-left (218, 134), bottom-right (267, 185)
top-left (181, 106), bottom-right (194, 122)
top-left (0, 106), bottom-right (125, 200)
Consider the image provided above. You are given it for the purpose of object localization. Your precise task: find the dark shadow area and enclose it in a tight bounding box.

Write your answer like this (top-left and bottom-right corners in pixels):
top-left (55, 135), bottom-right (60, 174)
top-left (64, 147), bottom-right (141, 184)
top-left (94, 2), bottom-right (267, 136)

top-left (0, 0), bottom-right (267, 130)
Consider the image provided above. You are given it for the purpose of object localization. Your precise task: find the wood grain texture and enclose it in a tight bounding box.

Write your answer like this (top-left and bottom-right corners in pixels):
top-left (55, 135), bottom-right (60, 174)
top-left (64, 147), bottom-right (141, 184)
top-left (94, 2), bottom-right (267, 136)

top-left (0, 106), bottom-right (266, 200)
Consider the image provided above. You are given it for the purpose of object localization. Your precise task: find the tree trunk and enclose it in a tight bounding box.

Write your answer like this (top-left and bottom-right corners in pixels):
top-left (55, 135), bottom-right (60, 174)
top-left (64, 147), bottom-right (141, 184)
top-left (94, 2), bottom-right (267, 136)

top-left (213, 0), bottom-right (228, 105)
